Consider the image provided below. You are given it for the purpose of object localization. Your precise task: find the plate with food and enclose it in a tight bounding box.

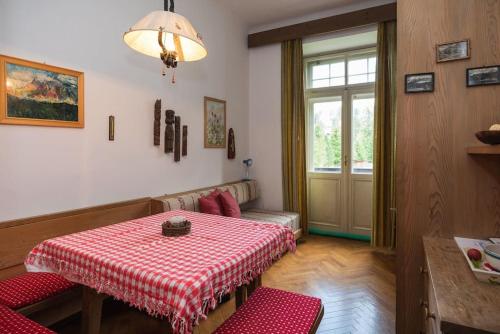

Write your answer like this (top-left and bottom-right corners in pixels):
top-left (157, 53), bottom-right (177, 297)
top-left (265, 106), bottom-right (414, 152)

top-left (454, 237), bottom-right (500, 285)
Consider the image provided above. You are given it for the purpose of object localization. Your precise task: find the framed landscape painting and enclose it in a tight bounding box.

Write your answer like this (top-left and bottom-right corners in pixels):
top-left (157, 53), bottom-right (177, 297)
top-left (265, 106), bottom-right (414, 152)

top-left (0, 55), bottom-right (84, 128)
top-left (204, 96), bottom-right (226, 148)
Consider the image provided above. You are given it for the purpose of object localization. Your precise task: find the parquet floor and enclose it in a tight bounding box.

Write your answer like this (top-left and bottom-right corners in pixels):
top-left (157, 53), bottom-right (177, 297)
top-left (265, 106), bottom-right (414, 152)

top-left (55, 235), bottom-right (395, 334)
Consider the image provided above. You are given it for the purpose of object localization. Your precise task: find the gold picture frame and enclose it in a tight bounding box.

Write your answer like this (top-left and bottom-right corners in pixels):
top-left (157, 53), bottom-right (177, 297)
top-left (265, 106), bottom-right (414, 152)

top-left (0, 55), bottom-right (84, 128)
top-left (204, 96), bottom-right (226, 148)
top-left (436, 39), bottom-right (470, 63)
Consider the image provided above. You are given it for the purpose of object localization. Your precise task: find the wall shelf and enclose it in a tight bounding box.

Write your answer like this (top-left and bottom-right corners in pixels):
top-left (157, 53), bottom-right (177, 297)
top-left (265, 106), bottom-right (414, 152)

top-left (466, 145), bottom-right (500, 155)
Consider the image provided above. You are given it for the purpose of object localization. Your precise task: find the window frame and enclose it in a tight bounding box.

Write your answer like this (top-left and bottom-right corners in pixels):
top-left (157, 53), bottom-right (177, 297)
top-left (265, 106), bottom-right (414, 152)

top-left (305, 47), bottom-right (377, 91)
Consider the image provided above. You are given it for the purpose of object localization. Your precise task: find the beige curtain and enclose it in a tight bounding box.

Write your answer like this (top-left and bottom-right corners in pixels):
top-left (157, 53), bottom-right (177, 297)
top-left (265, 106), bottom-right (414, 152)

top-left (372, 21), bottom-right (397, 248)
top-left (282, 39), bottom-right (308, 234)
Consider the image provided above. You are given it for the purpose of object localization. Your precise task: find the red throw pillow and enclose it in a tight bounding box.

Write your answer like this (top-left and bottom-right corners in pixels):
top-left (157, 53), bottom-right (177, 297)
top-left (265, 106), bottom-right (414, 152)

top-left (219, 191), bottom-right (241, 218)
top-left (199, 190), bottom-right (223, 215)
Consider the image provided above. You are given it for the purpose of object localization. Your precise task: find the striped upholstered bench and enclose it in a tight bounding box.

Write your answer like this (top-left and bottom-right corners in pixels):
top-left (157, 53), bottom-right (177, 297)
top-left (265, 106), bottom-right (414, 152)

top-left (214, 287), bottom-right (324, 334)
top-left (0, 304), bottom-right (54, 334)
top-left (152, 180), bottom-right (303, 240)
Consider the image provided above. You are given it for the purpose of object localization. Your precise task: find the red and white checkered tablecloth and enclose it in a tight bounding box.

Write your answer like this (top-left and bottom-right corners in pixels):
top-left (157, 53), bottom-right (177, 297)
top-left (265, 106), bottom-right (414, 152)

top-left (25, 210), bottom-right (296, 334)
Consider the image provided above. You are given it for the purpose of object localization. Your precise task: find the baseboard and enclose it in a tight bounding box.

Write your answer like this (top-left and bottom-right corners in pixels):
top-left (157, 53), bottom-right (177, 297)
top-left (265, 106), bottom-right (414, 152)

top-left (308, 227), bottom-right (371, 242)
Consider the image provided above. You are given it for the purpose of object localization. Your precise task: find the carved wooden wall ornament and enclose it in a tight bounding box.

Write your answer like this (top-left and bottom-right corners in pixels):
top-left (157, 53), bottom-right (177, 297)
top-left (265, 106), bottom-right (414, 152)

top-left (109, 116), bottom-right (115, 141)
top-left (165, 109), bottom-right (175, 154)
top-left (228, 128), bottom-right (235, 159)
top-left (182, 125), bottom-right (188, 156)
top-left (154, 100), bottom-right (161, 146)
top-left (174, 116), bottom-right (181, 162)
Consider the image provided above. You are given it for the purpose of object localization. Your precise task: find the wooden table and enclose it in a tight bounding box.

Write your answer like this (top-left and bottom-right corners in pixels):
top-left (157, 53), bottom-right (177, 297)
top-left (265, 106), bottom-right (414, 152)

top-left (80, 275), bottom-right (261, 334)
top-left (25, 210), bottom-right (295, 334)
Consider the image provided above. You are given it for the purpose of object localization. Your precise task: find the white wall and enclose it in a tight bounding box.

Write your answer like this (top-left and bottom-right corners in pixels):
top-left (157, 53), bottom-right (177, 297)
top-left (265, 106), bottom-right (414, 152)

top-left (248, 44), bottom-right (283, 211)
top-left (0, 0), bottom-right (249, 221)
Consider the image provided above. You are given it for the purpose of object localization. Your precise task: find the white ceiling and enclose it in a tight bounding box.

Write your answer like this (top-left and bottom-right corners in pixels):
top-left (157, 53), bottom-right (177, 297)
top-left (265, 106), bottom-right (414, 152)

top-left (219, 0), bottom-right (395, 31)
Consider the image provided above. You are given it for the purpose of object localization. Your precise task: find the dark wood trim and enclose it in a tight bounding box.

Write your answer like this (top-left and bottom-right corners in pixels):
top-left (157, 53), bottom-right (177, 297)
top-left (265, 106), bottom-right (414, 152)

top-left (309, 304), bottom-right (325, 334)
top-left (248, 3), bottom-right (396, 48)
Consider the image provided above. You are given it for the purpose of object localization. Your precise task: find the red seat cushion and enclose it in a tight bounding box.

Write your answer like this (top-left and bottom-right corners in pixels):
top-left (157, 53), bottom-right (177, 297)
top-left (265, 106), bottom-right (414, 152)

top-left (0, 273), bottom-right (76, 309)
top-left (199, 190), bottom-right (223, 215)
top-left (219, 191), bottom-right (241, 218)
top-left (214, 287), bottom-right (322, 334)
top-left (0, 304), bottom-right (55, 334)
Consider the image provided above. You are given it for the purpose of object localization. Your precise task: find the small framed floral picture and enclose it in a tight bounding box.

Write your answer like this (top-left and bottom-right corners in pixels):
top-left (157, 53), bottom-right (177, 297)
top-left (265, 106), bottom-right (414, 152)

top-left (204, 97), bottom-right (226, 148)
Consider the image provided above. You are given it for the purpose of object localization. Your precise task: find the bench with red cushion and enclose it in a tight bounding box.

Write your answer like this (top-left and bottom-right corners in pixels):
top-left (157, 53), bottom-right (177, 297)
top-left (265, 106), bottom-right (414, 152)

top-left (214, 287), bottom-right (324, 334)
top-left (0, 304), bottom-right (54, 334)
top-left (0, 272), bottom-right (76, 310)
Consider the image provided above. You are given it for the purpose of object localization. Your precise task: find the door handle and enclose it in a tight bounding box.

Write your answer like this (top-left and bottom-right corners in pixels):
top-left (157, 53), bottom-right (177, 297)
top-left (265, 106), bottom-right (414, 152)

top-left (344, 155), bottom-right (348, 167)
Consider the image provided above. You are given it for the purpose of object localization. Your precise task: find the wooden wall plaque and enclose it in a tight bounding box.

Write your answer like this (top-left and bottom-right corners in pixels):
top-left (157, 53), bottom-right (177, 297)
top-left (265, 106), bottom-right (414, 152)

top-left (165, 110), bottom-right (175, 154)
top-left (174, 116), bottom-right (181, 162)
top-left (228, 128), bottom-right (235, 159)
top-left (108, 116), bottom-right (115, 141)
top-left (154, 100), bottom-right (161, 146)
top-left (182, 125), bottom-right (187, 156)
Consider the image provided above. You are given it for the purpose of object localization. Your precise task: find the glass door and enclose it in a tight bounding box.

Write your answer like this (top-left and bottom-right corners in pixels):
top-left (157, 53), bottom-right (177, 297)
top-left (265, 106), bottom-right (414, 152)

top-left (307, 95), bottom-right (347, 233)
top-left (348, 91), bottom-right (375, 236)
top-left (305, 48), bottom-right (376, 237)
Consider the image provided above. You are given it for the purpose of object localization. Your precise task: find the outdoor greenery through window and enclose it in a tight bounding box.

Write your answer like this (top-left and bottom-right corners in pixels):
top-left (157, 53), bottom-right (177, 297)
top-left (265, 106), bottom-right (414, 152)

top-left (351, 94), bottom-right (375, 173)
top-left (306, 49), bottom-right (376, 174)
top-left (312, 100), bottom-right (342, 171)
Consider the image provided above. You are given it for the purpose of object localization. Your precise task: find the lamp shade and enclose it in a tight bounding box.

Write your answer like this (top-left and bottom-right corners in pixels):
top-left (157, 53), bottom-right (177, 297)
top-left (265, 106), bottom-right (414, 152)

top-left (123, 10), bottom-right (207, 62)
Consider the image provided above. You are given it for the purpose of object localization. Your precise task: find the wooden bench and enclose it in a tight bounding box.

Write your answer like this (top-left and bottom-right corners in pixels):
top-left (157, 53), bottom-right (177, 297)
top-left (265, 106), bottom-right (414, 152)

top-left (214, 287), bottom-right (324, 334)
top-left (0, 197), bottom-right (152, 327)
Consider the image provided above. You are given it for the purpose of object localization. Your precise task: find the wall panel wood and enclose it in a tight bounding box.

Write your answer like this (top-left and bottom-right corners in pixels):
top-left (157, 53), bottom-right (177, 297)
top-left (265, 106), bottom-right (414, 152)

top-left (0, 198), bottom-right (152, 279)
top-left (396, 0), bottom-right (500, 333)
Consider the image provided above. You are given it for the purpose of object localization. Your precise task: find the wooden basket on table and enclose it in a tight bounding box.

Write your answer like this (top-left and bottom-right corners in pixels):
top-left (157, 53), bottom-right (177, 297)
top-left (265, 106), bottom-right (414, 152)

top-left (162, 216), bottom-right (191, 237)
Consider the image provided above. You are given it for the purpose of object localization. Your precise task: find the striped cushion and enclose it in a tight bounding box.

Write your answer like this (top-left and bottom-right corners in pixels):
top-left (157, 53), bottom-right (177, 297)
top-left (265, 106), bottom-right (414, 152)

top-left (159, 180), bottom-right (258, 213)
top-left (0, 304), bottom-right (55, 334)
top-left (214, 287), bottom-right (322, 334)
top-left (0, 273), bottom-right (76, 309)
top-left (241, 209), bottom-right (300, 231)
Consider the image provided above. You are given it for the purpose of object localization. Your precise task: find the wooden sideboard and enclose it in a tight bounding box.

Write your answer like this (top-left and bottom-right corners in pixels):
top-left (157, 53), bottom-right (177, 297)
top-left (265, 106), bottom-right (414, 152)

top-left (422, 237), bottom-right (500, 334)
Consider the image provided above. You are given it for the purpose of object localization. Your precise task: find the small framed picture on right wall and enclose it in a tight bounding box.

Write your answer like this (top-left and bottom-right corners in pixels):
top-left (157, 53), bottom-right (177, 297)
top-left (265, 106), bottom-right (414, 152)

top-left (405, 72), bottom-right (435, 93)
top-left (466, 65), bottom-right (500, 87)
top-left (436, 39), bottom-right (470, 63)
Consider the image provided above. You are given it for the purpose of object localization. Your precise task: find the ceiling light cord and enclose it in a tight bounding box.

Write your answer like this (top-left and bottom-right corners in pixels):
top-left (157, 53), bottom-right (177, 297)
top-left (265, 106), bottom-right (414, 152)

top-left (164, 0), bottom-right (174, 12)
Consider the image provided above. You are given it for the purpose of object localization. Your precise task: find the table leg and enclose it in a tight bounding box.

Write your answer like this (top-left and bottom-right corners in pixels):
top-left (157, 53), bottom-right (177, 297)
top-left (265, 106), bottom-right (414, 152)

top-left (246, 274), bottom-right (262, 298)
top-left (236, 274), bottom-right (262, 308)
top-left (81, 286), bottom-right (106, 334)
top-left (235, 285), bottom-right (247, 309)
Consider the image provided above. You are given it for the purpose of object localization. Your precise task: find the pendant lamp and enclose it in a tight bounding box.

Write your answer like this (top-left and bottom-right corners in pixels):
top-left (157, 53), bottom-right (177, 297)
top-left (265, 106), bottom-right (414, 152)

top-left (123, 0), bottom-right (207, 77)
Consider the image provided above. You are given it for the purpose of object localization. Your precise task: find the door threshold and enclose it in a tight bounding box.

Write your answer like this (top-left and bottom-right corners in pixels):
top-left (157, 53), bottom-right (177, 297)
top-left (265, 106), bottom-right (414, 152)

top-left (309, 227), bottom-right (371, 242)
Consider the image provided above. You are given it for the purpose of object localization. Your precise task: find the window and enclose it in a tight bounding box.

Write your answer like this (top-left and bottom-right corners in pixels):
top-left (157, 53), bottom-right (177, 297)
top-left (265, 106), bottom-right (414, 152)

top-left (311, 59), bottom-right (345, 88)
top-left (306, 48), bottom-right (376, 175)
top-left (307, 50), bottom-right (376, 89)
top-left (351, 94), bottom-right (375, 173)
top-left (348, 56), bottom-right (376, 84)
top-left (311, 99), bottom-right (342, 172)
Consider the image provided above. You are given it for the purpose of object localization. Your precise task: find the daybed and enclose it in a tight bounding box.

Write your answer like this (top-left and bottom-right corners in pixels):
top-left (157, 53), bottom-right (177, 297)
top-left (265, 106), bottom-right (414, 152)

top-left (151, 180), bottom-right (302, 239)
